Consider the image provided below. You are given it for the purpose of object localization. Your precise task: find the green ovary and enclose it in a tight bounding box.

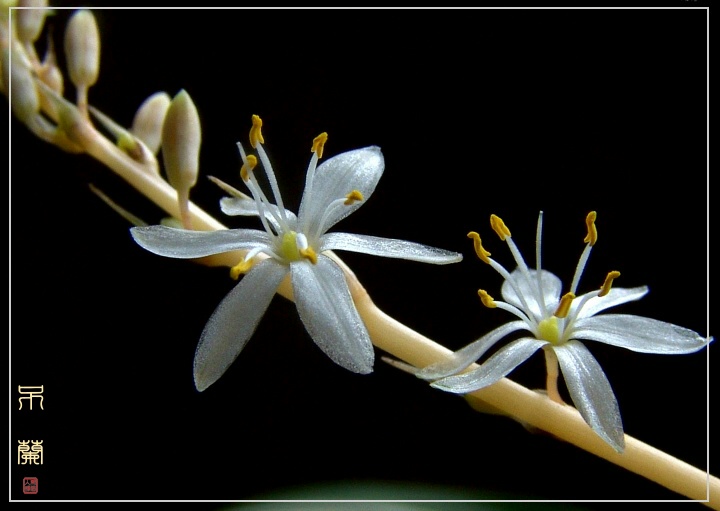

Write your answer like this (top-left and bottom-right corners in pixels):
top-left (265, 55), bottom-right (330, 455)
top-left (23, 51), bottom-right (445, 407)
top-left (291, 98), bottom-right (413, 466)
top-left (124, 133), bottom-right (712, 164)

top-left (280, 231), bottom-right (302, 262)
top-left (538, 316), bottom-right (561, 345)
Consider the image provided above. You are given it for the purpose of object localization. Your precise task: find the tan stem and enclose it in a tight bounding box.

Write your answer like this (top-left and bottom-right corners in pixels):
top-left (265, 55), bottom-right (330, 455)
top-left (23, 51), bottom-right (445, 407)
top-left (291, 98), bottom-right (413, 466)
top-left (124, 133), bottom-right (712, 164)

top-left (543, 346), bottom-right (564, 404)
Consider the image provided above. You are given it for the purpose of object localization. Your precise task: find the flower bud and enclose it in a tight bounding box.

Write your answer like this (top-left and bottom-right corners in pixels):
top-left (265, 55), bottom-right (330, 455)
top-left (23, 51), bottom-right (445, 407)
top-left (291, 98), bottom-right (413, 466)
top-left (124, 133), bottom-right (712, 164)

top-left (163, 89), bottom-right (201, 191)
top-left (3, 47), bottom-right (39, 125)
top-left (37, 59), bottom-right (63, 95)
top-left (37, 48), bottom-right (64, 118)
top-left (64, 9), bottom-right (100, 97)
top-left (16, 0), bottom-right (49, 45)
top-left (131, 91), bottom-right (171, 155)
top-left (162, 89), bottom-right (201, 228)
top-left (38, 35), bottom-right (64, 96)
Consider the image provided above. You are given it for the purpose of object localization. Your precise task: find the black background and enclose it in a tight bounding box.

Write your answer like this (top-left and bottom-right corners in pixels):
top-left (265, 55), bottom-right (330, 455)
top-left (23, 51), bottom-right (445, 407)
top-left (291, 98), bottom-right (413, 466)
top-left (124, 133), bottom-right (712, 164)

top-left (9, 4), bottom-right (712, 508)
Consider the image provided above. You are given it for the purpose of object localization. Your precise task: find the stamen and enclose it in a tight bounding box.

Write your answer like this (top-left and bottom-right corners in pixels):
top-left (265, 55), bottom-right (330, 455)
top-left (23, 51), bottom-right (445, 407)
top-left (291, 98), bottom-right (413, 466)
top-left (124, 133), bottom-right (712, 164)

top-left (249, 119), bottom-right (290, 230)
top-left (490, 214), bottom-right (533, 300)
top-left (237, 143), bottom-right (283, 236)
top-left (570, 212), bottom-right (596, 295)
top-left (467, 231), bottom-right (491, 264)
top-left (553, 292), bottom-right (576, 319)
top-left (490, 214), bottom-right (511, 240)
top-left (478, 289), bottom-right (497, 308)
top-left (344, 190), bottom-right (364, 205)
top-left (599, 271), bottom-right (621, 297)
top-left (584, 211), bottom-right (598, 246)
top-left (230, 258), bottom-right (254, 280)
top-left (312, 132), bottom-right (328, 159)
top-left (301, 132), bottom-right (328, 210)
top-left (313, 194), bottom-right (362, 240)
top-left (240, 154), bottom-right (258, 182)
top-left (534, 211), bottom-right (549, 317)
top-left (300, 247), bottom-right (318, 264)
top-left (249, 114), bottom-right (264, 148)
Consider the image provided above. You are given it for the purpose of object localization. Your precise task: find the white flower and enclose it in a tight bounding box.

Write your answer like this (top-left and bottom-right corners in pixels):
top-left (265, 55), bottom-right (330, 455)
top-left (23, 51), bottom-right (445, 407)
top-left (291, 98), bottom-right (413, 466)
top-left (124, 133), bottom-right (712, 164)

top-left (416, 211), bottom-right (711, 452)
top-left (131, 115), bottom-right (462, 391)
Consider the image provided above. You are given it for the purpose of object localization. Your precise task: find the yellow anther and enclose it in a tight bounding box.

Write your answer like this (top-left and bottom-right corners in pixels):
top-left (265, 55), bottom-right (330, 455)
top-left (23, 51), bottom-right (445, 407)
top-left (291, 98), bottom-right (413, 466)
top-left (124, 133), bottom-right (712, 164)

top-left (344, 190), bottom-right (364, 205)
top-left (478, 289), bottom-right (497, 308)
top-left (584, 211), bottom-right (598, 246)
top-left (467, 231), bottom-right (491, 264)
top-left (553, 292), bottom-right (576, 319)
top-left (230, 258), bottom-right (254, 280)
top-left (300, 247), bottom-right (318, 265)
top-left (312, 132), bottom-right (328, 159)
top-left (249, 114), bottom-right (264, 148)
top-left (599, 270), bottom-right (621, 297)
top-left (490, 214), bottom-right (511, 241)
top-left (240, 154), bottom-right (258, 182)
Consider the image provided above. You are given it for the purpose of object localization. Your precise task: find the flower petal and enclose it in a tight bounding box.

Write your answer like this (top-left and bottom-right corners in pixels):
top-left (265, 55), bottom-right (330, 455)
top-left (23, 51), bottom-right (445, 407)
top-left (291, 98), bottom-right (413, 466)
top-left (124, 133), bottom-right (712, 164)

top-left (554, 340), bottom-right (624, 452)
top-left (320, 232), bottom-right (462, 265)
top-left (291, 256), bottom-right (374, 374)
top-left (571, 314), bottom-right (712, 354)
top-left (416, 320), bottom-right (527, 380)
top-left (193, 259), bottom-right (289, 391)
top-left (430, 338), bottom-right (547, 394)
top-left (574, 286), bottom-right (648, 318)
top-left (220, 196), bottom-right (297, 231)
top-left (298, 146), bottom-right (384, 236)
top-left (130, 225), bottom-right (271, 258)
top-left (501, 268), bottom-right (562, 319)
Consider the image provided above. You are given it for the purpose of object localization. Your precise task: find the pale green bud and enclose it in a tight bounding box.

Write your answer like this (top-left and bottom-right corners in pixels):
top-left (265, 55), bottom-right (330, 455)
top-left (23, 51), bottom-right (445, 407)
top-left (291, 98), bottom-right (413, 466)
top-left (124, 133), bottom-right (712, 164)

top-left (16, 0), bottom-right (49, 45)
top-left (3, 47), bottom-right (39, 124)
top-left (162, 89), bottom-right (201, 229)
top-left (162, 89), bottom-right (201, 193)
top-left (131, 91), bottom-right (171, 155)
top-left (64, 9), bottom-right (100, 91)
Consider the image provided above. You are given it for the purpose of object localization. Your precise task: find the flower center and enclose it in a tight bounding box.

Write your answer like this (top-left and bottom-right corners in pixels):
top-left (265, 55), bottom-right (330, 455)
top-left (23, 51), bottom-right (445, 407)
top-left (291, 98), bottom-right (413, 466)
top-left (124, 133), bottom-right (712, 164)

top-left (281, 231), bottom-right (303, 261)
top-left (280, 230), bottom-right (317, 264)
top-left (538, 317), bottom-right (561, 345)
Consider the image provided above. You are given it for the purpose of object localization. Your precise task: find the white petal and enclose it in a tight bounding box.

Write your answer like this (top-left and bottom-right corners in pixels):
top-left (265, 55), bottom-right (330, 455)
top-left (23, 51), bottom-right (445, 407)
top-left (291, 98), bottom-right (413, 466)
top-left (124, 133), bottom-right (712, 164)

top-left (571, 314), bottom-right (711, 354)
top-left (131, 225), bottom-right (271, 258)
top-left (554, 341), bottom-right (624, 452)
top-left (291, 256), bottom-right (374, 373)
top-left (220, 196), bottom-right (297, 231)
top-left (298, 146), bottom-right (384, 235)
top-left (193, 259), bottom-right (289, 391)
top-left (501, 268), bottom-right (562, 318)
top-left (431, 338), bottom-right (547, 394)
top-left (574, 286), bottom-right (649, 318)
top-left (320, 232), bottom-right (462, 265)
top-left (416, 321), bottom-right (527, 380)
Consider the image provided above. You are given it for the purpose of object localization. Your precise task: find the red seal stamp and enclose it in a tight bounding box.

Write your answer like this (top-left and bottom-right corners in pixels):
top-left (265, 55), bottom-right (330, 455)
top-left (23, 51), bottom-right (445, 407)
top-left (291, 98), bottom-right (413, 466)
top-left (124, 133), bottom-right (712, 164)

top-left (23, 477), bottom-right (38, 495)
